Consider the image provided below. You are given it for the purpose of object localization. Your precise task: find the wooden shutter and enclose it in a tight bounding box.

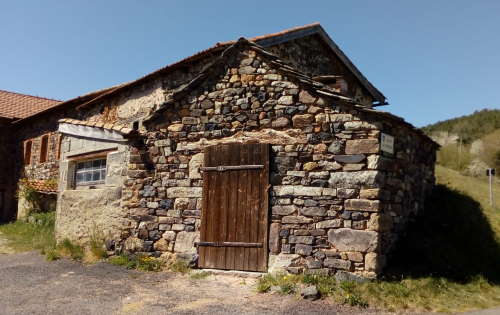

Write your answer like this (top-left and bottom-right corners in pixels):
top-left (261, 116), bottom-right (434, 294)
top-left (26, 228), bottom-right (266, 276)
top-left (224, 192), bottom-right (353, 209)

top-left (199, 143), bottom-right (269, 272)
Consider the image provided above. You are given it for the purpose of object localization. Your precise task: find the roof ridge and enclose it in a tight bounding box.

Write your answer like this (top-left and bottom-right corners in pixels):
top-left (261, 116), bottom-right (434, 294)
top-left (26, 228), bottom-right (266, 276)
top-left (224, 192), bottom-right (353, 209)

top-left (0, 89), bottom-right (63, 103)
top-left (216, 22), bottom-right (321, 46)
top-left (76, 23), bottom-right (326, 110)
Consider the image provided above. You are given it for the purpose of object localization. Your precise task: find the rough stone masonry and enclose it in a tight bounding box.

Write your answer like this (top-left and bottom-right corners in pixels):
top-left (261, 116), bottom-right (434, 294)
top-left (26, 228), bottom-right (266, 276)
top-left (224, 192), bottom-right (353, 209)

top-left (40, 25), bottom-right (438, 279)
top-left (68, 40), bottom-right (436, 279)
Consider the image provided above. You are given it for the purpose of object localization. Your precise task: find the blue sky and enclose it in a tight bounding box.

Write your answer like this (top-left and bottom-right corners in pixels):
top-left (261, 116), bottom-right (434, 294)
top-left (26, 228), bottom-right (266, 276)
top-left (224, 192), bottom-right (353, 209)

top-left (1, 1), bottom-right (499, 127)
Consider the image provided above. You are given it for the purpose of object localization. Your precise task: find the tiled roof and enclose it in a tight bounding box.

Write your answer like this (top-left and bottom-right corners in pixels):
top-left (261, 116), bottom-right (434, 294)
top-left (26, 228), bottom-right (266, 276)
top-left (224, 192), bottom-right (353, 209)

top-left (23, 179), bottom-right (58, 194)
top-left (0, 90), bottom-right (62, 119)
top-left (12, 84), bottom-right (126, 125)
top-left (58, 118), bottom-right (134, 135)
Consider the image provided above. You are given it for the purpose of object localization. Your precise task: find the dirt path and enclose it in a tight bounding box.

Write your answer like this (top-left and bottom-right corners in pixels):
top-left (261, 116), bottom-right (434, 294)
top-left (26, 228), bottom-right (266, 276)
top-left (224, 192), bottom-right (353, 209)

top-left (0, 251), bottom-right (387, 315)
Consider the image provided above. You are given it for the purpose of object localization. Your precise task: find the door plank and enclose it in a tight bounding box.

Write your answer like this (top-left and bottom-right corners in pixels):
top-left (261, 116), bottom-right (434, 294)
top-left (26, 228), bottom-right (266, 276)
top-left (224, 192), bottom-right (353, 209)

top-left (199, 143), bottom-right (269, 272)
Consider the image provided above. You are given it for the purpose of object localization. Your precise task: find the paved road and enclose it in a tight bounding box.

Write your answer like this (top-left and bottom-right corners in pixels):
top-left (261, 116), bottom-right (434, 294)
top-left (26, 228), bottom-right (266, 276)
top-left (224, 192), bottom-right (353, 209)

top-left (0, 251), bottom-right (384, 315)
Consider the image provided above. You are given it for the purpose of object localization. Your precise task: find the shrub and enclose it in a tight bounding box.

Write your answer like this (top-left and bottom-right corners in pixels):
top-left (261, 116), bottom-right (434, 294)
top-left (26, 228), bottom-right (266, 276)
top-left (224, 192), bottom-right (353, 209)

top-left (108, 254), bottom-right (164, 272)
top-left (17, 181), bottom-right (42, 214)
top-left (136, 255), bottom-right (163, 272)
top-left (58, 238), bottom-right (84, 261)
top-left (45, 249), bottom-right (60, 261)
top-left (88, 227), bottom-right (107, 260)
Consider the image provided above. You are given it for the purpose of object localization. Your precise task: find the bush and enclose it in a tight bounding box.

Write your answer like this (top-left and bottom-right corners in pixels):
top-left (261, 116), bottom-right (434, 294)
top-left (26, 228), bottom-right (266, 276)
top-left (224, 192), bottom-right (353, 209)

top-left (45, 249), bottom-right (60, 261)
top-left (58, 238), bottom-right (84, 261)
top-left (88, 227), bottom-right (107, 260)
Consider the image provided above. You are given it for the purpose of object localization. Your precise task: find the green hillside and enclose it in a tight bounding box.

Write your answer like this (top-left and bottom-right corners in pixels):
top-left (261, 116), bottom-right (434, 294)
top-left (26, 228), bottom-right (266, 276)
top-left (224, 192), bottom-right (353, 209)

top-left (422, 108), bottom-right (500, 172)
top-left (422, 108), bottom-right (500, 144)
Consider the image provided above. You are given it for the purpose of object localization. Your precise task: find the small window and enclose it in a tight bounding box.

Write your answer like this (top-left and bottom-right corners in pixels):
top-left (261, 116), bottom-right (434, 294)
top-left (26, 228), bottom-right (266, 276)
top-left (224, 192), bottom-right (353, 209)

top-left (75, 158), bottom-right (107, 185)
top-left (24, 141), bottom-right (32, 165)
top-left (57, 135), bottom-right (63, 160)
top-left (40, 135), bottom-right (49, 163)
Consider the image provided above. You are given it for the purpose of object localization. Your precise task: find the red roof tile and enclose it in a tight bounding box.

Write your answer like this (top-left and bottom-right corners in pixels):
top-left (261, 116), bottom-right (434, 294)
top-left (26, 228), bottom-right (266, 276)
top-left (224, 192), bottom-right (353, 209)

top-left (23, 179), bottom-right (58, 194)
top-left (0, 90), bottom-right (62, 119)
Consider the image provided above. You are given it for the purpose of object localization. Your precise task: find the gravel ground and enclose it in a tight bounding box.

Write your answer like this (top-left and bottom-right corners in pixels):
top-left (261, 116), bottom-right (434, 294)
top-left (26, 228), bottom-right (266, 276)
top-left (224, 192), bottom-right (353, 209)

top-left (0, 251), bottom-right (389, 315)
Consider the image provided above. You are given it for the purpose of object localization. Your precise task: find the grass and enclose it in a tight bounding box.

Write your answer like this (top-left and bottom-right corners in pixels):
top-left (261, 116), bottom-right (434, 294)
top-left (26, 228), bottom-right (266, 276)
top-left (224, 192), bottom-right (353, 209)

top-left (57, 238), bottom-right (84, 261)
top-left (257, 166), bottom-right (500, 313)
top-left (169, 259), bottom-right (191, 274)
top-left (436, 165), bottom-right (500, 235)
top-left (256, 273), bottom-right (367, 307)
top-left (85, 227), bottom-right (108, 263)
top-left (0, 212), bottom-right (107, 263)
top-left (437, 143), bottom-right (473, 172)
top-left (189, 271), bottom-right (211, 280)
top-left (0, 212), bottom-right (56, 253)
top-left (108, 254), bottom-right (164, 272)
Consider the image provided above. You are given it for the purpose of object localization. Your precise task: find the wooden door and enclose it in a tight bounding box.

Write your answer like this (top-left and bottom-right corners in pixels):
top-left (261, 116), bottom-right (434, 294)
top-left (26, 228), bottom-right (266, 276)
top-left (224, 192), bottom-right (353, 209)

top-left (198, 143), bottom-right (269, 272)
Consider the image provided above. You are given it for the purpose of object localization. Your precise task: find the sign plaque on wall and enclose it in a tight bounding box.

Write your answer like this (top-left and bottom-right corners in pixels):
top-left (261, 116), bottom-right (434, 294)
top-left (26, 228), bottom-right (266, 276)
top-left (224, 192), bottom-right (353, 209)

top-left (380, 133), bottom-right (395, 154)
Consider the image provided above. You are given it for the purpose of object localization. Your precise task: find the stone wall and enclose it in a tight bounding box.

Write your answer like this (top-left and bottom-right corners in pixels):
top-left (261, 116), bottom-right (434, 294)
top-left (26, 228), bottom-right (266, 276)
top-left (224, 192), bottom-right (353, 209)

top-left (13, 106), bottom-right (82, 186)
top-left (265, 34), bottom-right (374, 106)
top-left (102, 46), bottom-right (437, 278)
top-left (55, 134), bottom-right (129, 243)
top-left (80, 35), bottom-right (376, 131)
top-left (82, 51), bottom-right (223, 128)
top-left (23, 132), bottom-right (61, 180)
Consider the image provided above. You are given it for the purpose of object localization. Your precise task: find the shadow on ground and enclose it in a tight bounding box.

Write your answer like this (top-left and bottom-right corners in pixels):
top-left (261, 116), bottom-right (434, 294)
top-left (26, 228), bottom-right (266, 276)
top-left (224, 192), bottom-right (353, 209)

top-left (386, 184), bottom-right (500, 283)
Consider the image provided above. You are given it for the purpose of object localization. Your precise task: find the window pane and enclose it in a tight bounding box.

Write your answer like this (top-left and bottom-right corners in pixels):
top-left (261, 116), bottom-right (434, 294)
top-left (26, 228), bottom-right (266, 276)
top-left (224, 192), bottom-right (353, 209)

top-left (76, 173), bottom-right (84, 183)
top-left (84, 172), bottom-right (92, 182)
top-left (75, 158), bottom-right (107, 185)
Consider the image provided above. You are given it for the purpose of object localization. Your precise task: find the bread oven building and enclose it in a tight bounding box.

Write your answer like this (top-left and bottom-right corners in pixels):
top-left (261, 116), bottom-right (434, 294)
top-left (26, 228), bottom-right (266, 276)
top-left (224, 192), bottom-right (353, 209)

top-left (5, 24), bottom-right (438, 278)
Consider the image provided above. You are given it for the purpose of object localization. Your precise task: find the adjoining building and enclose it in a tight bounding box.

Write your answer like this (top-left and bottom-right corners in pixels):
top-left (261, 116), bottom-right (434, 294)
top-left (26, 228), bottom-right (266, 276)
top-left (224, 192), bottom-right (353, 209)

top-left (1, 24), bottom-right (437, 278)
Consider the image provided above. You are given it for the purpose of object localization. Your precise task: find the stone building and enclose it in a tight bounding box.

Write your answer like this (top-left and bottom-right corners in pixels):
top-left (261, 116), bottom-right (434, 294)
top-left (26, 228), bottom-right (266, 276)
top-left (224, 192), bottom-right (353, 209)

top-left (0, 88), bottom-right (118, 221)
top-left (1, 24), bottom-right (437, 278)
top-left (0, 90), bottom-right (63, 221)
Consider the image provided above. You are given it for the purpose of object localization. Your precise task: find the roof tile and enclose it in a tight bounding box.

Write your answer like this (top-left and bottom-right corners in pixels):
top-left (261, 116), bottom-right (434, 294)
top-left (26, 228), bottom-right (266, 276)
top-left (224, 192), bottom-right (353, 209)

top-left (0, 90), bottom-right (61, 119)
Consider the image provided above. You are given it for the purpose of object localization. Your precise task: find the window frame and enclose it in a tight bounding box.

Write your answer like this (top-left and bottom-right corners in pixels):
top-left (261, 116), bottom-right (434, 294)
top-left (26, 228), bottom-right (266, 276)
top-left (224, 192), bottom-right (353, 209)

top-left (24, 140), bottom-right (32, 165)
top-left (39, 135), bottom-right (49, 163)
top-left (73, 157), bottom-right (107, 186)
top-left (56, 135), bottom-right (63, 160)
